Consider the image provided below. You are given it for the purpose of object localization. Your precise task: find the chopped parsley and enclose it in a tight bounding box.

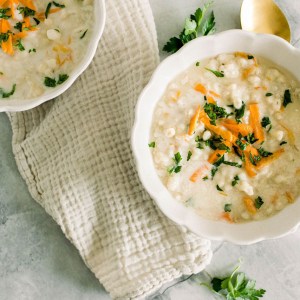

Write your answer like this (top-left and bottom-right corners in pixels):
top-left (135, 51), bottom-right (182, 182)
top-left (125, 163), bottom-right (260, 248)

top-left (213, 155), bottom-right (242, 169)
top-left (45, 2), bottom-right (52, 18)
top-left (247, 55), bottom-right (254, 59)
top-left (163, 3), bottom-right (215, 53)
top-left (148, 141), bottom-right (155, 148)
top-left (33, 17), bottom-right (40, 25)
top-left (234, 102), bottom-right (245, 122)
top-left (205, 68), bottom-right (224, 78)
top-left (254, 196), bottom-right (264, 209)
top-left (216, 185), bottom-right (223, 191)
top-left (283, 89), bottom-right (292, 108)
top-left (258, 147), bottom-right (273, 157)
top-left (80, 29), bottom-right (88, 39)
top-left (53, 1), bottom-right (65, 8)
top-left (187, 150), bottom-right (192, 161)
top-left (211, 166), bottom-right (218, 178)
top-left (168, 152), bottom-right (182, 174)
top-left (249, 152), bottom-right (261, 166)
top-left (265, 92), bottom-right (273, 97)
top-left (224, 203), bottom-right (232, 212)
top-left (204, 102), bottom-right (229, 125)
top-left (44, 74), bottom-right (69, 87)
top-left (0, 32), bottom-right (9, 44)
top-left (261, 116), bottom-right (272, 132)
top-left (0, 8), bottom-right (11, 19)
top-left (15, 39), bottom-right (25, 51)
top-left (0, 83), bottom-right (16, 98)
top-left (280, 141), bottom-right (287, 146)
top-left (195, 135), bottom-right (205, 149)
top-left (28, 48), bottom-right (36, 53)
top-left (195, 61), bottom-right (200, 66)
top-left (202, 176), bottom-right (209, 181)
top-left (231, 175), bottom-right (239, 187)
top-left (14, 22), bottom-right (23, 32)
top-left (17, 6), bottom-right (36, 17)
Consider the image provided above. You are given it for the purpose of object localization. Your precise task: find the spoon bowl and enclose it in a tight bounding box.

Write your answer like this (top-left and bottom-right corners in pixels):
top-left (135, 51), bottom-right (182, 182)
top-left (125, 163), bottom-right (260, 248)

top-left (241, 0), bottom-right (291, 42)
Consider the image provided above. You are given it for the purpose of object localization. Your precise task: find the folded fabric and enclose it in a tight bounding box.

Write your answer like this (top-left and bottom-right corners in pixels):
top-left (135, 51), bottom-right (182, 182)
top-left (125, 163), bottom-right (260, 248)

top-left (8, 0), bottom-right (212, 298)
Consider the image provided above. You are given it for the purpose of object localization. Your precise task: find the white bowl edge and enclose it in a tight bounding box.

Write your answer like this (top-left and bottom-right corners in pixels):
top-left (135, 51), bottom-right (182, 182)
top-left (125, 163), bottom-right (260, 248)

top-left (132, 29), bottom-right (300, 245)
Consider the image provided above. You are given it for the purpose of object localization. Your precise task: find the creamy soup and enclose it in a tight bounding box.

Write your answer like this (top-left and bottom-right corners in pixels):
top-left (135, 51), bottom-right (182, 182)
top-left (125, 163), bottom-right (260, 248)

top-left (0, 0), bottom-right (93, 100)
top-left (150, 53), bottom-right (300, 223)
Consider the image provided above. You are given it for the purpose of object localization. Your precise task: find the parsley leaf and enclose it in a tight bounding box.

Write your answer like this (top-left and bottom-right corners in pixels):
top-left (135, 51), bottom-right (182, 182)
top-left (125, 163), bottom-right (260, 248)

top-left (0, 83), bottom-right (16, 98)
top-left (45, 2), bottom-right (52, 19)
top-left (17, 6), bottom-right (35, 17)
top-left (261, 116), bottom-right (272, 132)
top-left (258, 147), bottom-right (273, 157)
top-left (187, 150), bottom-right (192, 161)
top-left (211, 166), bottom-right (218, 178)
top-left (202, 262), bottom-right (266, 300)
top-left (0, 8), bottom-right (11, 19)
top-left (265, 92), bottom-right (273, 97)
top-left (14, 21), bottom-right (23, 32)
top-left (205, 67), bottom-right (224, 77)
top-left (168, 152), bottom-right (182, 174)
top-left (44, 74), bottom-right (69, 87)
top-left (232, 175), bottom-right (239, 186)
top-left (283, 89), bottom-right (292, 107)
top-left (216, 185), bottom-right (223, 191)
top-left (163, 2), bottom-right (215, 53)
top-left (224, 203), bottom-right (232, 212)
top-left (202, 176), bottom-right (209, 181)
top-left (57, 74), bottom-right (69, 84)
top-left (234, 102), bottom-right (245, 122)
top-left (80, 29), bottom-right (88, 39)
top-left (204, 102), bottom-right (229, 125)
top-left (15, 39), bottom-right (25, 51)
top-left (254, 196), bottom-right (264, 209)
top-left (280, 141), bottom-right (287, 146)
top-left (148, 141), bottom-right (155, 148)
top-left (52, 1), bottom-right (65, 8)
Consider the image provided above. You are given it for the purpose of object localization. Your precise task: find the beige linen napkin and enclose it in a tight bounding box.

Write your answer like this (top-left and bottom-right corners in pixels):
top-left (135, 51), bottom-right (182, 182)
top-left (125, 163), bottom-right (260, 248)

top-left (8, 0), bottom-right (212, 298)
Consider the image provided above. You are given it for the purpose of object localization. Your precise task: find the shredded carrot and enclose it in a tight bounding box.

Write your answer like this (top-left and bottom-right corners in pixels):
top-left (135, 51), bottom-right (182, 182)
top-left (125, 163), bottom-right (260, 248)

top-left (242, 66), bottom-right (255, 79)
top-left (244, 154), bottom-right (257, 177)
top-left (249, 103), bottom-right (264, 143)
top-left (255, 148), bottom-right (285, 170)
top-left (286, 192), bottom-right (294, 204)
top-left (194, 83), bottom-right (207, 94)
top-left (2, 34), bottom-right (14, 55)
top-left (234, 52), bottom-right (249, 59)
top-left (208, 141), bottom-right (231, 164)
top-left (222, 122), bottom-right (253, 137)
top-left (188, 105), bottom-right (201, 135)
top-left (0, 0), bottom-right (8, 6)
top-left (19, 0), bottom-right (36, 10)
top-left (189, 165), bottom-right (208, 182)
top-left (207, 95), bottom-right (216, 104)
top-left (221, 212), bottom-right (234, 223)
top-left (244, 196), bottom-right (257, 214)
top-left (208, 90), bottom-right (221, 98)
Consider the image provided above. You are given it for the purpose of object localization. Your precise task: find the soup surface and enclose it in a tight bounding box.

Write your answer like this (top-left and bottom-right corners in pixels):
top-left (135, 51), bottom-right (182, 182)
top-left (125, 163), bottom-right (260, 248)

top-left (150, 52), bottom-right (300, 223)
top-left (0, 0), bottom-right (93, 100)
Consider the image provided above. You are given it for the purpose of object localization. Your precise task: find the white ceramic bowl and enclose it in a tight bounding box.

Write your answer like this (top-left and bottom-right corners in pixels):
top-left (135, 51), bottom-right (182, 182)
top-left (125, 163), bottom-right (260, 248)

top-left (0, 0), bottom-right (106, 112)
top-left (132, 29), bottom-right (300, 245)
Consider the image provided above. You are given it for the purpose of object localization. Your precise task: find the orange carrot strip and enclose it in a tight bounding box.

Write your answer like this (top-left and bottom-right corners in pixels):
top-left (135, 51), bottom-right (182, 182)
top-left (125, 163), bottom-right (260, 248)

top-left (2, 34), bottom-right (14, 55)
top-left (208, 141), bottom-right (231, 164)
top-left (249, 103), bottom-right (264, 143)
top-left (49, 7), bottom-right (61, 14)
top-left (200, 116), bottom-right (237, 143)
top-left (222, 122), bottom-right (253, 136)
top-left (19, 0), bottom-right (36, 10)
top-left (207, 95), bottom-right (216, 104)
top-left (244, 154), bottom-right (257, 177)
top-left (194, 83), bottom-right (207, 94)
top-left (189, 166), bottom-right (208, 182)
top-left (12, 32), bottom-right (28, 40)
top-left (0, 0), bottom-right (8, 5)
top-left (234, 52), bottom-right (249, 59)
top-left (221, 212), bottom-right (234, 223)
top-left (0, 19), bottom-right (11, 32)
top-left (255, 149), bottom-right (285, 170)
top-left (286, 192), bottom-right (294, 203)
top-left (244, 196), bottom-right (257, 214)
top-left (188, 106), bottom-right (201, 135)
top-left (208, 90), bottom-right (221, 98)
top-left (242, 66), bottom-right (255, 79)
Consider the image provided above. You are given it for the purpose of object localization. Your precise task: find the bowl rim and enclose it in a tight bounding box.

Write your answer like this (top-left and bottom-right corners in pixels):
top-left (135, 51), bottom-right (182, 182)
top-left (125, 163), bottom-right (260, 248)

top-left (131, 29), bottom-right (300, 245)
top-left (0, 0), bottom-right (106, 112)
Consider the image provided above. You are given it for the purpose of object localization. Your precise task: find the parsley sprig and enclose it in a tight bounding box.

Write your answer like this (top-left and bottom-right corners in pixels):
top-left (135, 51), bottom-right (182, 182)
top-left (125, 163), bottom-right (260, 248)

top-left (163, 2), bottom-right (215, 53)
top-left (168, 152), bottom-right (182, 174)
top-left (202, 262), bottom-right (266, 300)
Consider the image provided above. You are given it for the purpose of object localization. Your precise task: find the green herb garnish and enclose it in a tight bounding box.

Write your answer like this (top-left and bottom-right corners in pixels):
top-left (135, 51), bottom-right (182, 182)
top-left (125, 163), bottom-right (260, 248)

top-left (283, 89), bottom-right (292, 108)
top-left (17, 6), bottom-right (36, 17)
top-left (187, 150), bottom-right (192, 161)
top-left (0, 83), bottom-right (16, 98)
top-left (211, 166), bottom-right (218, 178)
top-left (0, 32), bottom-right (9, 44)
top-left (204, 102), bottom-right (229, 125)
top-left (44, 74), bottom-right (69, 87)
top-left (14, 22), bottom-right (23, 32)
top-left (0, 8), bottom-right (11, 19)
top-left (80, 29), bottom-right (88, 39)
top-left (195, 61), bottom-right (200, 66)
top-left (224, 203), bottom-right (232, 212)
top-left (258, 147), bottom-right (272, 157)
top-left (15, 39), bottom-right (25, 51)
top-left (57, 74), bottom-right (69, 84)
top-left (52, 1), bottom-right (65, 8)
top-left (202, 262), bottom-right (266, 299)
top-left (280, 141), bottom-right (287, 146)
top-left (163, 2), bottom-right (215, 53)
top-left (234, 102), bottom-right (245, 122)
top-left (148, 141), bottom-right (155, 148)
top-left (168, 152), bottom-right (182, 174)
top-left (205, 68), bottom-right (224, 78)
top-left (254, 196), bottom-right (264, 209)
top-left (216, 185), bottom-right (223, 191)
top-left (231, 175), bottom-right (239, 187)
top-left (45, 2), bottom-right (52, 18)
top-left (247, 55), bottom-right (254, 59)
top-left (265, 92), bottom-right (273, 97)
top-left (261, 116), bottom-right (272, 132)
top-left (202, 176), bottom-right (209, 181)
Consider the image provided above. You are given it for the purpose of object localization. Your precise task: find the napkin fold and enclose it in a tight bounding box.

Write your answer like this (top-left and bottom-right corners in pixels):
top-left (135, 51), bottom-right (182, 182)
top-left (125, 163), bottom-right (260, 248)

top-left (8, 0), bottom-right (212, 298)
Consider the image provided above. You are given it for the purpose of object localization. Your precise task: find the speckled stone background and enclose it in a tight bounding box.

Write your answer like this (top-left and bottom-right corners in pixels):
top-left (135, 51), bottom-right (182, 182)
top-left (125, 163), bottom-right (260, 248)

top-left (1, 0), bottom-right (300, 299)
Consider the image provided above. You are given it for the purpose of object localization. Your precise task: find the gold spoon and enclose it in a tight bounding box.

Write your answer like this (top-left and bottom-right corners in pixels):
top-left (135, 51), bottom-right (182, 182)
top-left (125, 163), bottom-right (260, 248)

top-left (241, 0), bottom-right (291, 42)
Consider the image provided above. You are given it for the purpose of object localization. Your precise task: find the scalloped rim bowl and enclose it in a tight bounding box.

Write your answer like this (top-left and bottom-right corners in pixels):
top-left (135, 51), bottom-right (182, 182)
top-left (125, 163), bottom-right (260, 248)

top-left (132, 29), bottom-right (300, 245)
top-left (0, 0), bottom-right (106, 112)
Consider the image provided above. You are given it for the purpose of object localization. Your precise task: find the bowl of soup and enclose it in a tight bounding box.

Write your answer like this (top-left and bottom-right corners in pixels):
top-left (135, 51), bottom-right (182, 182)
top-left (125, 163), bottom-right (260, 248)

top-left (0, 0), bottom-right (105, 112)
top-left (132, 29), bottom-right (300, 245)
